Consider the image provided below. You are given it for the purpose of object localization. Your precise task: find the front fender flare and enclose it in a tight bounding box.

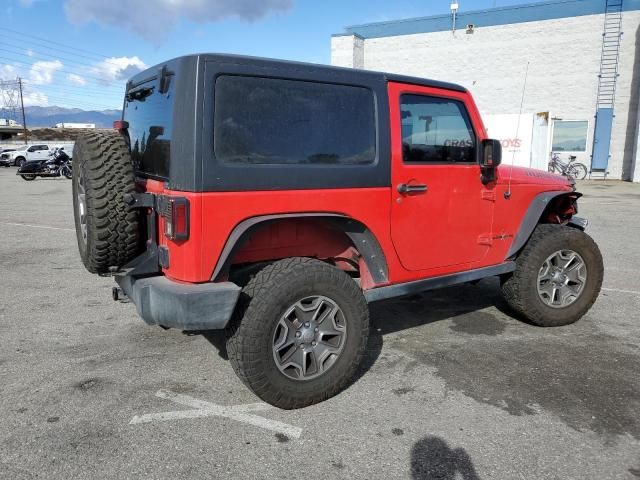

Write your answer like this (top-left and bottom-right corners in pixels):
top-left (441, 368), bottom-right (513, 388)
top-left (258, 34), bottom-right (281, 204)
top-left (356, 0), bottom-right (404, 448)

top-left (506, 191), bottom-right (583, 258)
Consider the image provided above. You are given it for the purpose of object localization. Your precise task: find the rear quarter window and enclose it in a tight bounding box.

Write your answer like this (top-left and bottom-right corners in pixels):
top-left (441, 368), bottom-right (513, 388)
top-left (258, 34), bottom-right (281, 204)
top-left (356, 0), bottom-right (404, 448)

top-left (213, 75), bottom-right (376, 165)
top-left (124, 76), bottom-right (175, 179)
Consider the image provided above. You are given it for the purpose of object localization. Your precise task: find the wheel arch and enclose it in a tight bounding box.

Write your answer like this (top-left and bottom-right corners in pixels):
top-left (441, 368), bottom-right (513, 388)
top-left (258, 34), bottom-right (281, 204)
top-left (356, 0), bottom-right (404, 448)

top-left (211, 213), bottom-right (389, 286)
top-left (507, 190), bottom-right (585, 259)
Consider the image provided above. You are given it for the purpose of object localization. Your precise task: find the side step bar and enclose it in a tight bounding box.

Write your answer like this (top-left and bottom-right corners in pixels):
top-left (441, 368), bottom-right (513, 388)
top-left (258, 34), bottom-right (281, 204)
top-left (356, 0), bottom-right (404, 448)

top-left (364, 262), bottom-right (516, 303)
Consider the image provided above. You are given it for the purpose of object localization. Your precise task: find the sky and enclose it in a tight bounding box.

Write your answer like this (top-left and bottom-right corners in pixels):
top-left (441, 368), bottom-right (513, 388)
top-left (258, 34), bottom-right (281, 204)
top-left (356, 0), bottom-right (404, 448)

top-left (1, 0), bottom-right (546, 111)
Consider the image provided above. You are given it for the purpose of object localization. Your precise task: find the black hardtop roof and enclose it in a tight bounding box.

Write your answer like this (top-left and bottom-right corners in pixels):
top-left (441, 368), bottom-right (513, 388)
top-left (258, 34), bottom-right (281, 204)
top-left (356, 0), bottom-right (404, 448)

top-left (129, 53), bottom-right (468, 93)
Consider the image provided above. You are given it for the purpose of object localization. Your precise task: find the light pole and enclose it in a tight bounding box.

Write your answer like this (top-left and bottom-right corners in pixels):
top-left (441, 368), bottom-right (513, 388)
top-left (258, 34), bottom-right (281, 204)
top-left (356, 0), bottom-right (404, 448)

top-left (451, 1), bottom-right (459, 34)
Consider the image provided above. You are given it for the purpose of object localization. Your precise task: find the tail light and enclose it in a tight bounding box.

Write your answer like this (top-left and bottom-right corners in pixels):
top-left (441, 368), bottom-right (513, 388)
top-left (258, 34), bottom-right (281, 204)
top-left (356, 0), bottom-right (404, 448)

top-left (161, 197), bottom-right (189, 241)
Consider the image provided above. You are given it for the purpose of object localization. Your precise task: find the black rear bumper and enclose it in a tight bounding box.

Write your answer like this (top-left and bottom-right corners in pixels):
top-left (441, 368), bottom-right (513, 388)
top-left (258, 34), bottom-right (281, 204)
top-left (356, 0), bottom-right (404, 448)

top-left (116, 275), bottom-right (241, 330)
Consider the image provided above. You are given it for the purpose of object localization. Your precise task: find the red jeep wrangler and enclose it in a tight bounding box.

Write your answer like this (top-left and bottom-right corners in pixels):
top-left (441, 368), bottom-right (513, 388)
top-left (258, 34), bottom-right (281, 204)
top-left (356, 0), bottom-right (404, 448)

top-left (72, 54), bottom-right (603, 409)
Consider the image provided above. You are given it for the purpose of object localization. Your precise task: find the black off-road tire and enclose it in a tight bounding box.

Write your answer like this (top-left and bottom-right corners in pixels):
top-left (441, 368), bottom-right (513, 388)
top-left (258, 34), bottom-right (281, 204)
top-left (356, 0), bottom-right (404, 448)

top-left (502, 224), bottom-right (603, 327)
top-left (226, 257), bottom-right (369, 409)
top-left (72, 131), bottom-right (140, 274)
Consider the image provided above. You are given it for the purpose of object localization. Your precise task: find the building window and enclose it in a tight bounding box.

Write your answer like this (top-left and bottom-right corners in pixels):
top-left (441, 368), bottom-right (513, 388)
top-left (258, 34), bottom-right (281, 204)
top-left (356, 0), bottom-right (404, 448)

top-left (552, 121), bottom-right (588, 152)
top-left (400, 94), bottom-right (476, 163)
top-left (214, 75), bottom-right (376, 165)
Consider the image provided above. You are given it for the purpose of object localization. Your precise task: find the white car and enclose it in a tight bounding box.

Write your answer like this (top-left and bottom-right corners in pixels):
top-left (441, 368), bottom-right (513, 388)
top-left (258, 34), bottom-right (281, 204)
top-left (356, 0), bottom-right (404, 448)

top-left (52, 143), bottom-right (75, 158)
top-left (1, 144), bottom-right (51, 166)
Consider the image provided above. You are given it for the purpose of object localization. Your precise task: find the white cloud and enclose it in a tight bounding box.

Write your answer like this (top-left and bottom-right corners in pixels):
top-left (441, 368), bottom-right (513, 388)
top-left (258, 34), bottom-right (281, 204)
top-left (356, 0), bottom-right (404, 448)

top-left (0, 64), bottom-right (19, 79)
top-left (64, 0), bottom-right (293, 41)
top-left (90, 56), bottom-right (146, 85)
top-left (29, 60), bottom-right (63, 85)
top-left (21, 91), bottom-right (49, 107)
top-left (26, 49), bottom-right (34, 57)
top-left (67, 73), bottom-right (87, 86)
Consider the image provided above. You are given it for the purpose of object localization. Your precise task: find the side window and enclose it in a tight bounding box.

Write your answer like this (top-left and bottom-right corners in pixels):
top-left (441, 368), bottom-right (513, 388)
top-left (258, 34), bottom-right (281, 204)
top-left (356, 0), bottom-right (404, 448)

top-left (27, 146), bottom-right (36, 152)
top-left (400, 94), bottom-right (476, 163)
top-left (214, 75), bottom-right (376, 165)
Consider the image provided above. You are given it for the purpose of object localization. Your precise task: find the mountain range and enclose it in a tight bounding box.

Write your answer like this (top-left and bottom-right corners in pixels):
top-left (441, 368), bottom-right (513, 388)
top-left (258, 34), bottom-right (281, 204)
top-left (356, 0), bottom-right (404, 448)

top-left (23, 106), bottom-right (121, 128)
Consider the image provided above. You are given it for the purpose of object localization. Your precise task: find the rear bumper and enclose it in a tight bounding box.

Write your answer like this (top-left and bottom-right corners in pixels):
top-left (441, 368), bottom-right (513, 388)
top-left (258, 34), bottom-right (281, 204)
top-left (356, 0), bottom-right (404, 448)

top-left (116, 275), bottom-right (241, 330)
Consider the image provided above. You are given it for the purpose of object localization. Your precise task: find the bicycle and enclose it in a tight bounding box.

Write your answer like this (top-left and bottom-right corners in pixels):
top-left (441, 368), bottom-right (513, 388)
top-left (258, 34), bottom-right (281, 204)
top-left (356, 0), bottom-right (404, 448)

top-left (548, 152), bottom-right (588, 180)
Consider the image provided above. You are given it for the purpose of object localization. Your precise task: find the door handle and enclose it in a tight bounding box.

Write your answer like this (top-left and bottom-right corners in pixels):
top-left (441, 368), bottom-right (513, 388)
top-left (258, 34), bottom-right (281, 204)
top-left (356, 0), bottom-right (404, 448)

top-left (397, 183), bottom-right (428, 194)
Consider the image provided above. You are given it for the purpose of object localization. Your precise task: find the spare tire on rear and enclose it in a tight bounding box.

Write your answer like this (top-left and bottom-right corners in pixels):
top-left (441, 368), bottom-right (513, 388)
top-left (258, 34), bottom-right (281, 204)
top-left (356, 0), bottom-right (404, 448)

top-left (72, 131), bottom-right (141, 274)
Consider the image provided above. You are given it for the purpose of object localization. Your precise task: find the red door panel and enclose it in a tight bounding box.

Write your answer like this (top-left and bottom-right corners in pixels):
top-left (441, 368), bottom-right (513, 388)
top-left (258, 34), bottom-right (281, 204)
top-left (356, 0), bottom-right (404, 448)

top-left (388, 82), bottom-right (495, 272)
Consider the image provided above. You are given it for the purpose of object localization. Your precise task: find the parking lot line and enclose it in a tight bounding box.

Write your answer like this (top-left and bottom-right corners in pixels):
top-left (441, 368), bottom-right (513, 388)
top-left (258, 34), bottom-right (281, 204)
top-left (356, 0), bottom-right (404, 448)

top-left (130, 389), bottom-right (303, 439)
top-left (154, 389), bottom-right (271, 412)
top-left (0, 221), bottom-right (74, 232)
top-left (601, 287), bottom-right (640, 296)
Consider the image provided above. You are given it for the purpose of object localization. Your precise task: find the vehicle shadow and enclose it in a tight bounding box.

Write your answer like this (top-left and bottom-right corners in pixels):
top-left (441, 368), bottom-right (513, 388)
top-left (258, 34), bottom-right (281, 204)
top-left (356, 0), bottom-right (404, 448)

top-left (410, 435), bottom-right (481, 480)
top-left (349, 279), bottom-right (503, 385)
top-left (190, 278), bottom-right (505, 386)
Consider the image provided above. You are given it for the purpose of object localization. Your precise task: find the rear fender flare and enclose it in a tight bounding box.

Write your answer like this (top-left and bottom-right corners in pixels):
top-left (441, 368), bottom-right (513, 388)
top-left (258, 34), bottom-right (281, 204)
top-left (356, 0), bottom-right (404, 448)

top-left (211, 213), bottom-right (389, 285)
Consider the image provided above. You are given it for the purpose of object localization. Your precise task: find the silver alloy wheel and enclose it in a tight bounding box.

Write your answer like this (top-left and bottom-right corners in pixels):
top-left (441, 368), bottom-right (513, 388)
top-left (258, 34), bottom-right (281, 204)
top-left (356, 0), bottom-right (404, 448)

top-left (272, 295), bottom-right (347, 381)
top-left (537, 249), bottom-right (587, 308)
top-left (76, 167), bottom-right (87, 245)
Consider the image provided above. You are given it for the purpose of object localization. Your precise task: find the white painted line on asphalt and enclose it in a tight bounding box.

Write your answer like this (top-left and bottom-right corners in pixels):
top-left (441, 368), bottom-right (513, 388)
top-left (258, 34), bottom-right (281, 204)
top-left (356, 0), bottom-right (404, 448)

top-left (602, 287), bottom-right (640, 296)
top-left (0, 221), bottom-right (74, 232)
top-left (155, 389), bottom-right (270, 412)
top-left (130, 389), bottom-right (302, 439)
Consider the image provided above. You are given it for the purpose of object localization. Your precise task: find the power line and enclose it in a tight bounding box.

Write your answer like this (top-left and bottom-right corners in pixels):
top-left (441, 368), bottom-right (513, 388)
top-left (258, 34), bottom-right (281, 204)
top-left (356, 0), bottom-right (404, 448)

top-left (0, 54), bottom-right (125, 88)
top-left (26, 93), bottom-right (122, 110)
top-left (18, 80), bottom-right (121, 109)
top-left (21, 79), bottom-right (125, 97)
top-left (22, 92), bottom-right (120, 110)
top-left (0, 27), bottom-right (116, 62)
top-left (0, 30), bottom-right (138, 110)
top-left (0, 40), bottom-right (129, 83)
top-left (0, 32), bottom-right (108, 63)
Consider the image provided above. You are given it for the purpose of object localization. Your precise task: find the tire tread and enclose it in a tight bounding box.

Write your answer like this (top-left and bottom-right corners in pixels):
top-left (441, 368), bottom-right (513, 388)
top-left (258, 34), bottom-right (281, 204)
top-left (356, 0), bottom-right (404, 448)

top-left (72, 131), bottom-right (140, 273)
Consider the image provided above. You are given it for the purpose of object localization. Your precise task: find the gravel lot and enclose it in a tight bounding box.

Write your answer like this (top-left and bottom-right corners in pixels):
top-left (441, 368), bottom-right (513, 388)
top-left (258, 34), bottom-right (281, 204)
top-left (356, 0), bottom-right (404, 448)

top-left (0, 167), bottom-right (639, 480)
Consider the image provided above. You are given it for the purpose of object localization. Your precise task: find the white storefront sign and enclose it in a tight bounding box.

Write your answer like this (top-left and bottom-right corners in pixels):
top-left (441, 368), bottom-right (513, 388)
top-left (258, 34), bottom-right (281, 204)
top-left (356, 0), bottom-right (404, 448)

top-left (483, 114), bottom-right (535, 169)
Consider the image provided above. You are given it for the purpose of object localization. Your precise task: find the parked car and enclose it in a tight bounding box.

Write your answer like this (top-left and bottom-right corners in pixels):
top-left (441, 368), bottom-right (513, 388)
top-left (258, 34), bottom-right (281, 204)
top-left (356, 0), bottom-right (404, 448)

top-left (71, 54), bottom-right (603, 410)
top-left (2, 144), bottom-right (51, 166)
top-left (0, 148), bottom-right (16, 167)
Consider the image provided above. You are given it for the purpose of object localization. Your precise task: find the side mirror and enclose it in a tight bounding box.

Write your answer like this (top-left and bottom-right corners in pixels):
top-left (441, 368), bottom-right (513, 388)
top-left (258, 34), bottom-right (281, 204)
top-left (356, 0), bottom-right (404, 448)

top-left (479, 139), bottom-right (502, 185)
top-left (480, 139), bottom-right (502, 168)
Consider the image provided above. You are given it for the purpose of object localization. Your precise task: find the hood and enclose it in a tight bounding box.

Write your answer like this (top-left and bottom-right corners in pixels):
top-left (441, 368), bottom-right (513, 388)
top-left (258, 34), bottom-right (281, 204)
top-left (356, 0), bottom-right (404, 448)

top-left (5, 150), bottom-right (27, 159)
top-left (495, 165), bottom-right (573, 188)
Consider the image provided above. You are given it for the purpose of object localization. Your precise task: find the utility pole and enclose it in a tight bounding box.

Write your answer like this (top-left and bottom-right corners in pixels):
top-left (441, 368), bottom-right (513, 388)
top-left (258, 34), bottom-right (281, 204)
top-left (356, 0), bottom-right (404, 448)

top-left (18, 77), bottom-right (27, 144)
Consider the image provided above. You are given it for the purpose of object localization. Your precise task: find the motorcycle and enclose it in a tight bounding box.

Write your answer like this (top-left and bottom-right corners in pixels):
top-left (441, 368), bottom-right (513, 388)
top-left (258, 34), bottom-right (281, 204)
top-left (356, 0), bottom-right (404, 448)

top-left (17, 149), bottom-right (73, 181)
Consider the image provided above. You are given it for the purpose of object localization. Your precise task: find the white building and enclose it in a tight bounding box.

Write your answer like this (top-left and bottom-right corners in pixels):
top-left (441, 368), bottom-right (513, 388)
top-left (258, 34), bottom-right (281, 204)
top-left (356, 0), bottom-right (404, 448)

top-left (54, 123), bottom-right (96, 129)
top-left (332, 0), bottom-right (640, 181)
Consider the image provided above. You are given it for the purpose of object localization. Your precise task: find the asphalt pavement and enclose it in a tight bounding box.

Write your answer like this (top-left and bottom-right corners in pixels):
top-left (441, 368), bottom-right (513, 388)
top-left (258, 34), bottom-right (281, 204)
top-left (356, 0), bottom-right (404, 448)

top-left (0, 167), bottom-right (638, 479)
